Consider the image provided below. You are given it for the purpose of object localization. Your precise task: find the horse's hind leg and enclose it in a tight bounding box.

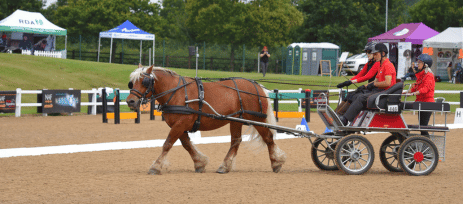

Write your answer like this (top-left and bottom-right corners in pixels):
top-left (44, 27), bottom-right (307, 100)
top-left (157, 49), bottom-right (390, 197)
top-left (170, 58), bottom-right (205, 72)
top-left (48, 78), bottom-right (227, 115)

top-left (254, 126), bottom-right (287, 173)
top-left (217, 122), bottom-right (243, 174)
top-left (179, 133), bottom-right (209, 173)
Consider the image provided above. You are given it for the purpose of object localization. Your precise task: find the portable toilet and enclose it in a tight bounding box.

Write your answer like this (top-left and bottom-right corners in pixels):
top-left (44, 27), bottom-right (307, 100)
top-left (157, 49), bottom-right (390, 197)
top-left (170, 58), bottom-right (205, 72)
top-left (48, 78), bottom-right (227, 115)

top-left (292, 42), bottom-right (340, 76)
top-left (285, 46), bottom-right (294, 75)
top-left (293, 45), bottom-right (301, 75)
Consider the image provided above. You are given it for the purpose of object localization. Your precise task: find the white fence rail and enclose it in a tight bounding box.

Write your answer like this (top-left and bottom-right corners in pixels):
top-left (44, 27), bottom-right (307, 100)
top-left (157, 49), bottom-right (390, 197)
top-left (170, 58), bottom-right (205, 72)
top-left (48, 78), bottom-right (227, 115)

top-left (20, 49), bottom-right (67, 59)
top-left (11, 88), bottom-right (462, 117)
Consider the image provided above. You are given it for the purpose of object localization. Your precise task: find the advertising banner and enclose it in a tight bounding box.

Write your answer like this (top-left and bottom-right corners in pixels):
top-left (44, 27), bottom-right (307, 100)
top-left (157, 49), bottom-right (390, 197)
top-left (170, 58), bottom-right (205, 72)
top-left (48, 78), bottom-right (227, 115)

top-left (398, 42), bottom-right (412, 79)
top-left (41, 90), bottom-right (81, 113)
top-left (0, 91), bottom-right (16, 113)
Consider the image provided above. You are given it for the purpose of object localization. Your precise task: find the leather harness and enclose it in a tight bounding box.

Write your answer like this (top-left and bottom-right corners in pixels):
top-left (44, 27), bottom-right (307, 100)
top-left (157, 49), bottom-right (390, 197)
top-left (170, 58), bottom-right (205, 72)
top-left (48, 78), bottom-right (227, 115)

top-left (131, 74), bottom-right (267, 133)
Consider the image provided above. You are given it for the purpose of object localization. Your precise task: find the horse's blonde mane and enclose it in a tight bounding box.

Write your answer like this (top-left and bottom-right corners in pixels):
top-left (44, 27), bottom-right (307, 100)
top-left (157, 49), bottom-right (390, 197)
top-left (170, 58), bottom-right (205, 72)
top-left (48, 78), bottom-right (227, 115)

top-left (129, 66), bottom-right (178, 82)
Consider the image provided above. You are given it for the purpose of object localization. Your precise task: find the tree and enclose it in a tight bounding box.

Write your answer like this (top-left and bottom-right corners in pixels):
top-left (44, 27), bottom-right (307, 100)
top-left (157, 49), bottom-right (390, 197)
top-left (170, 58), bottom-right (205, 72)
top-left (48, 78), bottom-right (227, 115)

top-left (409, 0), bottom-right (463, 32)
top-left (0, 0), bottom-right (45, 20)
top-left (51, 0), bottom-right (165, 37)
top-left (160, 0), bottom-right (193, 42)
top-left (295, 0), bottom-right (408, 53)
top-left (186, 0), bottom-right (303, 71)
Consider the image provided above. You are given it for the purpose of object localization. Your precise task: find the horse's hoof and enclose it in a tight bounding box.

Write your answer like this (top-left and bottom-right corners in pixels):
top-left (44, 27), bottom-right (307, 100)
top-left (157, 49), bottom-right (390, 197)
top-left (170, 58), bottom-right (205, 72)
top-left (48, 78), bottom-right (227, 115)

top-left (148, 169), bottom-right (161, 175)
top-left (216, 169), bottom-right (229, 174)
top-left (272, 165), bottom-right (282, 173)
top-left (195, 167), bottom-right (206, 173)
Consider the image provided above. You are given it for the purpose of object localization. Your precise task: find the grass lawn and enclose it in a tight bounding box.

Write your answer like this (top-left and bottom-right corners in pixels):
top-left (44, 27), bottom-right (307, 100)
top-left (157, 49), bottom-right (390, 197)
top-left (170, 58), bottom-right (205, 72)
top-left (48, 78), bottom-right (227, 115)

top-left (0, 53), bottom-right (461, 116)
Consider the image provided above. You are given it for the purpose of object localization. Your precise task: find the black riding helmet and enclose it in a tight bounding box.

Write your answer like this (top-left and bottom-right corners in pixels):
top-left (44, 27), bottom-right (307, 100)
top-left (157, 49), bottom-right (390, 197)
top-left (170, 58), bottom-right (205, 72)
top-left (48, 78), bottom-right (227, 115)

top-left (370, 43), bottom-right (388, 55)
top-left (417, 54), bottom-right (433, 68)
top-left (363, 42), bottom-right (373, 52)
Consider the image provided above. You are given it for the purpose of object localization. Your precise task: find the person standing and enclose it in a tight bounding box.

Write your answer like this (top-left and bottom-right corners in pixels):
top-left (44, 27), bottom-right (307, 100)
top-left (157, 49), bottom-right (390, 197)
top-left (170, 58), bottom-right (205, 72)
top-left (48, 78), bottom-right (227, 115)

top-left (19, 35), bottom-right (32, 50)
top-left (260, 46), bottom-right (270, 77)
top-left (403, 54), bottom-right (435, 136)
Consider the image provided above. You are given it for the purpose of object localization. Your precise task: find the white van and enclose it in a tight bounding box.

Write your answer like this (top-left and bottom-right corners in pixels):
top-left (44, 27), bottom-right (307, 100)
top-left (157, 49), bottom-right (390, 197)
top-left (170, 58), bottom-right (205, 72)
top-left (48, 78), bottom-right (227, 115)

top-left (342, 53), bottom-right (368, 74)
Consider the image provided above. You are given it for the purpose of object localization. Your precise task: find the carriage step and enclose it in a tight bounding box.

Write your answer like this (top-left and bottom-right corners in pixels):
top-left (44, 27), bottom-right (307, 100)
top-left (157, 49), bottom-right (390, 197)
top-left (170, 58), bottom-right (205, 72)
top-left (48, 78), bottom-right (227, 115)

top-left (407, 125), bottom-right (449, 131)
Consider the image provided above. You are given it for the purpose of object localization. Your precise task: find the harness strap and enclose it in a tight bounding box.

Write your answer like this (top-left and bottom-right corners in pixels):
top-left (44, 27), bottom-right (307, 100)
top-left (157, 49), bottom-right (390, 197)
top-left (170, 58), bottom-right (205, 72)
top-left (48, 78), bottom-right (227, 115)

top-left (163, 77), bottom-right (183, 106)
top-left (190, 77), bottom-right (204, 132)
top-left (181, 77), bottom-right (188, 108)
top-left (246, 78), bottom-right (263, 114)
top-left (230, 78), bottom-right (244, 118)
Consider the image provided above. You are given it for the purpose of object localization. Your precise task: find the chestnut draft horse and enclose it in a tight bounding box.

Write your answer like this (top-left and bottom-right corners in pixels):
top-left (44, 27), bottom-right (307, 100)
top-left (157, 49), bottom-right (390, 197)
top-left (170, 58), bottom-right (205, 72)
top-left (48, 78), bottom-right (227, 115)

top-left (126, 65), bottom-right (286, 175)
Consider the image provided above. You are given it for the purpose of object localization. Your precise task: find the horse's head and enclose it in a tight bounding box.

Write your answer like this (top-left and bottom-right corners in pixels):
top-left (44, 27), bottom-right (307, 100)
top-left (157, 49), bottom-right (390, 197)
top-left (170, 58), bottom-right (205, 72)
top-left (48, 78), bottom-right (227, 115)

top-left (126, 65), bottom-right (156, 111)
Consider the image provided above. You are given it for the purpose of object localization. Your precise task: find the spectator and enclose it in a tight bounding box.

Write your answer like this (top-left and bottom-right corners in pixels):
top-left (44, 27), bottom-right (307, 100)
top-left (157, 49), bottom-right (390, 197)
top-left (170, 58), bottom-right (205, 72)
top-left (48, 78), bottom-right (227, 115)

top-left (34, 40), bottom-right (47, 51)
top-left (18, 35), bottom-right (32, 50)
top-left (447, 61), bottom-right (453, 83)
top-left (402, 61), bottom-right (417, 81)
top-left (260, 46), bottom-right (270, 77)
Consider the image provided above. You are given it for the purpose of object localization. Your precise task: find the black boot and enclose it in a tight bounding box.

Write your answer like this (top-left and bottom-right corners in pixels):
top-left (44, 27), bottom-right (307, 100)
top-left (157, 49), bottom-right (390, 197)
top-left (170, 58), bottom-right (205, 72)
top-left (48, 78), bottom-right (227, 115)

top-left (339, 115), bottom-right (348, 126)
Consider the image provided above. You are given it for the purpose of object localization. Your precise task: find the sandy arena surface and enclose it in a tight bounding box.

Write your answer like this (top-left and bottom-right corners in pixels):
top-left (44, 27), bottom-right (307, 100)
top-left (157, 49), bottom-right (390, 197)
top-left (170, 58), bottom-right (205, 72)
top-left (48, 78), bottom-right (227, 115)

top-left (1, 113), bottom-right (462, 203)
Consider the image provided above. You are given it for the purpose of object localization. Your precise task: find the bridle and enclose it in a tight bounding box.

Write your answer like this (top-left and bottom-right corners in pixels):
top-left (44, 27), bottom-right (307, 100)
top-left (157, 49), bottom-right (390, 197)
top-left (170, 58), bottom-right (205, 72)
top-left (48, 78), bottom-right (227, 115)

top-left (128, 72), bottom-right (155, 104)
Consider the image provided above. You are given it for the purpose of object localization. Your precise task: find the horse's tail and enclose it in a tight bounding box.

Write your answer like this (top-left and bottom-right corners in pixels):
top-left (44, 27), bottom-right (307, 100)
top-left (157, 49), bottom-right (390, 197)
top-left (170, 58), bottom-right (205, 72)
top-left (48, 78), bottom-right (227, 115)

top-left (245, 87), bottom-right (277, 152)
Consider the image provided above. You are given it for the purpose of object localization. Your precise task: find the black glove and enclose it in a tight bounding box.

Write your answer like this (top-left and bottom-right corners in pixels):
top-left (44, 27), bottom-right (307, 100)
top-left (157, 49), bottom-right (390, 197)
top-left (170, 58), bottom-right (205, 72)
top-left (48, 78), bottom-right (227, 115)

top-left (366, 83), bottom-right (376, 91)
top-left (357, 85), bottom-right (365, 91)
top-left (336, 80), bottom-right (353, 88)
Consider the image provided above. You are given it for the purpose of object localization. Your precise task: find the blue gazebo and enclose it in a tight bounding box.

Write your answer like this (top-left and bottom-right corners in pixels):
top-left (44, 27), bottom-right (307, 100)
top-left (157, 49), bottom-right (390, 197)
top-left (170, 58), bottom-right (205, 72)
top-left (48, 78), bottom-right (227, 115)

top-left (98, 20), bottom-right (155, 63)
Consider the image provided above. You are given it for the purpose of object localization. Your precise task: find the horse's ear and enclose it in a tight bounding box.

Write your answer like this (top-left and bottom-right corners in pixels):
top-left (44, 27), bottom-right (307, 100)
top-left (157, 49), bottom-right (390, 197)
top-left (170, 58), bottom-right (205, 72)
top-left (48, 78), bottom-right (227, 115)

top-left (138, 63), bottom-right (143, 68)
top-left (146, 65), bottom-right (154, 74)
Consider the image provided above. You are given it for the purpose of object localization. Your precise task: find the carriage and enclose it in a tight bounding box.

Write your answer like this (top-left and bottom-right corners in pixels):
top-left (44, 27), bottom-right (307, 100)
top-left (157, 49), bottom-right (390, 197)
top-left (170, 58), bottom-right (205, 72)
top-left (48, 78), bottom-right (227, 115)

top-left (127, 66), bottom-right (450, 176)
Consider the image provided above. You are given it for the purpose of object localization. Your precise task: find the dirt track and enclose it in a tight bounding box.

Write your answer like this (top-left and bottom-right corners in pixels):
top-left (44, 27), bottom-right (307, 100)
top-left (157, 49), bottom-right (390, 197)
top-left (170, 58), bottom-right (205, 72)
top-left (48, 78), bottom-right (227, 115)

top-left (1, 113), bottom-right (462, 203)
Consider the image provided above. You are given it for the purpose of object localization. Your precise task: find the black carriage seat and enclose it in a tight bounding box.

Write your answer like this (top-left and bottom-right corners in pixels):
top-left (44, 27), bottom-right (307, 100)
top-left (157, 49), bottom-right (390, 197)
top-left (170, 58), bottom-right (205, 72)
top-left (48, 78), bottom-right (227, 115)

top-left (366, 82), bottom-right (404, 110)
top-left (401, 102), bottom-right (451, 112)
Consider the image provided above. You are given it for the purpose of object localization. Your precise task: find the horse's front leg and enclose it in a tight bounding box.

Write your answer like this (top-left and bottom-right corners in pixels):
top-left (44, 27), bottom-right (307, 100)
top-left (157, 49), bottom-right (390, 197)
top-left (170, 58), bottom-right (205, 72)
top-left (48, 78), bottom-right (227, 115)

top-left (148, 127), bottom-right (185, 175)
top-left (179, 132), bottom-right (209, 173)
top-left (217, 122), bottom-right (243, 174)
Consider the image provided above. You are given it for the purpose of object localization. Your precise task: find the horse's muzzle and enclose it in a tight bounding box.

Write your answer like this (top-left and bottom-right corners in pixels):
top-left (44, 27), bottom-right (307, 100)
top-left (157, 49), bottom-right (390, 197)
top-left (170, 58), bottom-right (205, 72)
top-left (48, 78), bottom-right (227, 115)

top-left (126, 98), bottom-right (139, 111)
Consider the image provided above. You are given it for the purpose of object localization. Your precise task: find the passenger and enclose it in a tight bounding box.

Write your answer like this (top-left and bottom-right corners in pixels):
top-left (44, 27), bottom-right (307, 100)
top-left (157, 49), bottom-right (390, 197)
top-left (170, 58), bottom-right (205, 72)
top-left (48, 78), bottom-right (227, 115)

top-left (335, 41), bottom-right (380, 115)
top-left (339, 43), bottom-right (396, 126)
top-left (403, 54), bottom-right (435, 135)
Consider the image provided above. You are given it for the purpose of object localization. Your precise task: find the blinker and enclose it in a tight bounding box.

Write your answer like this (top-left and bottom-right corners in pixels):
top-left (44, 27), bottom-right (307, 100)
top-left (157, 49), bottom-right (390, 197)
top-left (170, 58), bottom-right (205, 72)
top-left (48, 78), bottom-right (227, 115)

top-left (128, 81), bottom-right (133, 89)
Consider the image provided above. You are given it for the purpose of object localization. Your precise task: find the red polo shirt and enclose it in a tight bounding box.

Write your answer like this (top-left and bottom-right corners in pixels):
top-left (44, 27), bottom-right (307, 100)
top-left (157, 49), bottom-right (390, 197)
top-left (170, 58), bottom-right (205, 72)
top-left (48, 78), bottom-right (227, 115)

top-left (376, 58), bottom-right (396, 89)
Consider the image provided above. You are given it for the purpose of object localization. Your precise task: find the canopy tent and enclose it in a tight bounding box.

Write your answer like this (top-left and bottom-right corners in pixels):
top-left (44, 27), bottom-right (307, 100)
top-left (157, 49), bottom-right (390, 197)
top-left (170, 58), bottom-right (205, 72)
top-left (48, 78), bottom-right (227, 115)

top-left (368, 23), bottom-right (439, 44)
top-left (98, 20), bottom-right (155, 64)
top-left (423, 27), bottom-right (463, 49)
top-left (289, 42), bottom-right (340, 49)
top-left (0, 9), bottom-right (67, 50)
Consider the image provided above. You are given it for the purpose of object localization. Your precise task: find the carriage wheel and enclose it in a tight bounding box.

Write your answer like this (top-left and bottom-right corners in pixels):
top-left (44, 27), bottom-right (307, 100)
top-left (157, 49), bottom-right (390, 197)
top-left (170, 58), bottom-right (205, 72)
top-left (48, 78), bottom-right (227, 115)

top-left (334, 135), bottom-right (374, 175)
top-left (397, 136), bottom-right (439, 176)
top-left (311, 138), bottom-right (339, 171)
top-left (379, 135), bottom-right (404, 172)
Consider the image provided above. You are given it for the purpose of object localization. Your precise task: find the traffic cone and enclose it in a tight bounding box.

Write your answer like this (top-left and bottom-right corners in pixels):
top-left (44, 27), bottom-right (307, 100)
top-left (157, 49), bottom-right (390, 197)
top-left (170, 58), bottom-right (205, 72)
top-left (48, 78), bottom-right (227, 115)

top-left (301, 118), bottom-right (310, 131)
top-left (324, 127), bottom-right (333, 133)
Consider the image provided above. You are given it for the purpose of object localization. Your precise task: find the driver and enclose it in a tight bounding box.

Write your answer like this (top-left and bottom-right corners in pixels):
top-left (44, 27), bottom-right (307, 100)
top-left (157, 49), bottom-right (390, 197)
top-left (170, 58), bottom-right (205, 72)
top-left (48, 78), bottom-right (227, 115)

top-left (339, 43), bottom-right (396, 126)
top-left (335, 41), bottom-right (380, 115)
top-left (403, 54), bottom-right (435, 135)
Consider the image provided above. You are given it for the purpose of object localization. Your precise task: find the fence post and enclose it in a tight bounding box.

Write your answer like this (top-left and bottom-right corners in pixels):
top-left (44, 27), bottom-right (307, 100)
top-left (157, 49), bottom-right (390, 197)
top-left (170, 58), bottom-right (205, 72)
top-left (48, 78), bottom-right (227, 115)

top-left (242, 44), bottom-right (245, 72)
top-left (461, 92), bottom-right (462, 108)
top-left (72, 50), bottom-right (75, 59)
top-left (162, 40), bottom-right (165, 67)
top-left (274, 89), bottom-right (279, 122)
top-left (203, 41), bottom-right (206, 69)
top-left (305, 89), bottom-right (311, 122)
top-left (102, 88), bottom-right (108, 123)
top-left (210, 57), bottom-right (213, 70)
top-left (92, 88), bottom-right (97, 115)
top-left (120, 52), bottom-right (123, 64)
top-left (122, 39), bottom-right (124, 64)
top-left (15, 88), bottom-right (21, 117)
top-left (150, 99), bottom-right (155, 120)
top-left (79, 35), bottom-right (82, 60)
top-left (115, 89), bottom-right (120, 124)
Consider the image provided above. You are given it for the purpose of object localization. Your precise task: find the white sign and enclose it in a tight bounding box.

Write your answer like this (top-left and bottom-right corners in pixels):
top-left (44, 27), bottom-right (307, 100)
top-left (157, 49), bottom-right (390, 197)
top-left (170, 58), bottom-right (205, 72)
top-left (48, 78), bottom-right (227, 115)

top-left (455, 108), bottom-right (463, 124)
top-left (339, 52), bottom-right (349, 62)
top-left (397, 42), bottom-right (412, 79)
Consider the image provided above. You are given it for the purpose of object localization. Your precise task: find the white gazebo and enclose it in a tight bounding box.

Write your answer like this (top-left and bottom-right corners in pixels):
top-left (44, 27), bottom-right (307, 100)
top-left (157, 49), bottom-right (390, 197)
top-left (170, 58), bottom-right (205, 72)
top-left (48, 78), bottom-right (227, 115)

top-left (0, 9), bottom-right (67, 52)
top-left (98, 20), bottom-right (155, 64)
